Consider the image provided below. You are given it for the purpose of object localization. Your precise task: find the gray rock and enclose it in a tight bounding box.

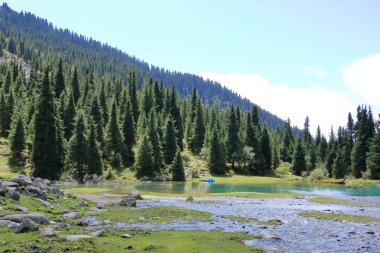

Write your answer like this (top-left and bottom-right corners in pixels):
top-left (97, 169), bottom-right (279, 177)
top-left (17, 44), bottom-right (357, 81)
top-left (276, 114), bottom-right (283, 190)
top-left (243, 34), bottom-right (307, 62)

top-left (90, 230), bottom-right (105, 237)
top-left (1, 180), bottom-right (19, 188)
top-left (96, 203), bottom-right (105, 209)
top-left (65, 235), bottom-right (92, 241)
top-left (62, 212), bottom-right (82, 220)
top-left (79, 201), bottom-right (88, 207)
top-left (0, 213), bottom-right (49, 224)
top-left (120, 197), bottom-right (136, 207)
top-left (7, 189), bottom-right (20, 201)
top-left (35, 198), bottom-right (53, 209)
top-left (39, 226), bottom-right (55, 237)
top-left (16, 218), bottom-right (39, 233)
top-left (121, 233), bottom-right (132, 238)
top-left (50, 187), bottom-right (64, 196)
top-left (11, 174), bottom-right (32, 186)
top-left (186, 196), bottom-right (194, 202)
top-left (128, 190), bottom-right (142, 200)
top-left (26, 186), bottom-right (47, 200)
top-left (74, 219), bottom-right (88, 226)
top-left (32, 178), bottom-right (48, 190)
top-left (14, 206), bottom-right (28, 213)
top-left (61, 209), bottom-right (69, 214)
top-left (0, 220), bottom-right (14, 227)
top-left (20, 187), bottom-right (32, 196)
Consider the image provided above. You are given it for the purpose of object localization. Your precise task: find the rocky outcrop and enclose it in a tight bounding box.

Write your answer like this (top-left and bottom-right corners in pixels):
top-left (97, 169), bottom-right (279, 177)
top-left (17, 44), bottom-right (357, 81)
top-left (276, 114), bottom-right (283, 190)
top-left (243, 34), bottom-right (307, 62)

top-left (0, 213), bottom-right (50, 225)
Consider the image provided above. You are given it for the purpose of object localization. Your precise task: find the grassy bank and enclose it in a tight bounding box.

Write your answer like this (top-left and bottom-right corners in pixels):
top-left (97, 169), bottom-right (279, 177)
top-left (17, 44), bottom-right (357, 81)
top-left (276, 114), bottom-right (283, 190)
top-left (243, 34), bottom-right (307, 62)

top-left (299, 211), bottom-right (380, 223)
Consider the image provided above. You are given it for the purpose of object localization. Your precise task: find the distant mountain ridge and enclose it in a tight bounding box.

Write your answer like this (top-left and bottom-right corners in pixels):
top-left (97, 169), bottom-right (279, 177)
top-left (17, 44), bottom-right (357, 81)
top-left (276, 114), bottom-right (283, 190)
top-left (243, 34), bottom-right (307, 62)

top-left (0, 3), bottom-right (299, 133)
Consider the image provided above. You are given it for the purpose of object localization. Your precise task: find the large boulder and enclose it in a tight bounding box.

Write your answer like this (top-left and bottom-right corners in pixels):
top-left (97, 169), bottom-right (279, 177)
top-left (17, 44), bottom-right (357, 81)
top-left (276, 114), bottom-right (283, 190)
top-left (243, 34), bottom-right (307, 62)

top-left (16, 218), bottom-right (39, 233)
top-left (26, 186), bottom-right (47, 200)
top-left (128, 190), bottom-right (142, 200)
top-left (7, 189), bottom-right (20, 201)
top-left (62, 212), bottom-right (82, 220)
top-left (120, 197), bottom-right (136, 207)
top-left (32, 178), bottom-right (48, 190)
top-left (1, 180), bottom-right (19, 188)
top-left (39, 226), bottom-right (55, 237)
top-left (11, 175), bottom-right (32, 186)
top-left (0, 213), bottom-right (49, 224)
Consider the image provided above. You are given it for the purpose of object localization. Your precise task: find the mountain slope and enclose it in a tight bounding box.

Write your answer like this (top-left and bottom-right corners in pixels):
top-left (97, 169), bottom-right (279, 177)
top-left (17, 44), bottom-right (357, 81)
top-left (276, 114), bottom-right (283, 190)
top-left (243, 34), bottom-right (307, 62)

top-left (0, 3), bottom-right (296, 131)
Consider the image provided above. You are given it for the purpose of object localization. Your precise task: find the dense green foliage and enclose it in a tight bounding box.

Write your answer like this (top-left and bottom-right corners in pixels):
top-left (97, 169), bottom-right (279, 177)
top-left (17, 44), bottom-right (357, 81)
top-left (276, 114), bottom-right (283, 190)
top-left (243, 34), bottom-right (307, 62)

top-left (0, 4), bottom-right (379, 181)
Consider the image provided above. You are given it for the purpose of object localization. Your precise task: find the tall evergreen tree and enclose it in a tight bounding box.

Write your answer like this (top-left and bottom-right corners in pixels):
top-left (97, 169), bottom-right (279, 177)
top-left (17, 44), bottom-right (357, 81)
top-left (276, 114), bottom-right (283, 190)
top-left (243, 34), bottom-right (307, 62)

top-left (54, 58), bottom-right (65, 98)
top-left (251, 105), bottom-right (260, 129)
top-left (67, 110), bottom-right (88, 183)
top-left (280, 119), bottom-right (293, 163)
top-left (122, 100), bottom-right (135, 166)
top-left (292, 138), bottom-right (306, 176)
top-left (171, 149), bottom-right (185, 181)
top-left (225, 106), bottom-right (240, 167)
top-left (106, 100), bottom-right (124, 163)
top-left (128, 72), bottom-right (139, 124)
top-left (208, 128), bottom-right (227, 174)
top-left (9, 114), bottom-right (25, 160)
top-left (366, 130), bottom-right (380, 179)
top-left (90, 95), bottom-right (105, 146)
top-left (135, 132), bottom-right (154, 178)
top-left (71, 66), bottom-right (80, 104)
top-left (332, 148), bottom-right (346, 179)
top-left (261, 125), bottom-right (272, 171)
top-left (63, 92), bottom-right (76, 140)
top-left (188, 99), bottom-right (205, 154)
top-left (147, 110), bottom-right (162, 172)
top-left (32, 68), bottom-right (61, 180)
top-left (168, 86), bottom-right (183, 150)
top-left (87, 119), bottom-right (103, 176)
top-left (163, 117), bottom-right (177, 165)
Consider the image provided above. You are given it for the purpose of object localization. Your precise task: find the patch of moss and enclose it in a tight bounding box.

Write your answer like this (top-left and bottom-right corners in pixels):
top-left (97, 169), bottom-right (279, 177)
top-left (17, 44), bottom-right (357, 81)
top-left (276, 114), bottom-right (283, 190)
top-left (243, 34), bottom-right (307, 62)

top-left (299, 211), bottom-right (380, 223)
top-left (309, 197), bottom-right (374, 207)
top-left (222, 215), bottom-right (282, 225)
top-left (95, 205), bottom-right (212, 224)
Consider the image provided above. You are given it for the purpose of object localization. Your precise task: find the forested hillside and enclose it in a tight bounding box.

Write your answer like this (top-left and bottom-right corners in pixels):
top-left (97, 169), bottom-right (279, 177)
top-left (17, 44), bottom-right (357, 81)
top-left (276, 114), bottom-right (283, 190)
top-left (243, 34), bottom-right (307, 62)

top-left (0, 3), bottom-right (288, 131)
top-left (0, 3), bottom-right (379, 183)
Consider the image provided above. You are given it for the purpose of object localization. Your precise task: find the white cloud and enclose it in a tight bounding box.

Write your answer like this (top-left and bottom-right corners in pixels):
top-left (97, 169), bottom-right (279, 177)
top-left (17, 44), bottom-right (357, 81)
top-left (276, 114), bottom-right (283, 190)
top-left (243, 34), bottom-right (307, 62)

top-left (199, 72), bottom-right (357, 136)
top-left (342, 54), bottom-right (380, 110)
top-left (303, 66), bottom-right (328, 79)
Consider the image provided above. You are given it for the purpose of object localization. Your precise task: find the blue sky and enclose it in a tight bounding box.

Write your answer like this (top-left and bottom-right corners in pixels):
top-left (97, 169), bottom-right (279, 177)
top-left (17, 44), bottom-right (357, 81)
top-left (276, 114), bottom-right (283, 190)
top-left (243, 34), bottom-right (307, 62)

top-left (4, 0), bottom-right (380, 134)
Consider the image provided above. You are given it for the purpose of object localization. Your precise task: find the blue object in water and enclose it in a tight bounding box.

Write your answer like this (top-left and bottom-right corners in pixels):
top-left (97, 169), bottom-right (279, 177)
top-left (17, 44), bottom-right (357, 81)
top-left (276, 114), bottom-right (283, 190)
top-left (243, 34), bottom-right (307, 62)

top-left (203, 178), bottom-right (215, 183)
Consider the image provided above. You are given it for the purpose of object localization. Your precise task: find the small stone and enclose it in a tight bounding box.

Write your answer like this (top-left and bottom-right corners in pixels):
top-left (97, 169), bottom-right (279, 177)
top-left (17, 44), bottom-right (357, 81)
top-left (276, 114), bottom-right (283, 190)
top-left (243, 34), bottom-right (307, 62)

top-left (96, 203), bottom-right (105, 209)
top-left (186, 196), bottom-right (194, 202)
top-left (62, 212), bottom-right (82, 220)
top-left (16, 218), bottom-right (39, 233)
top-left (14, 206), bottom-right (29, 213)
top-left (128, 190), bottom-right (142, 200)
top-left (90, 230), bottom-right (105, 237)
top-left (359, 209), bottom-right (365, 211)
top-left (121, 234), bottom-right (132, 238)
top-left (139, 217), bottom-right (145, 221)
top-left (264, 232), bottom-right (281, 240)
top-left (120, 197), bottom-right (136, 207)
top-left (35, 198), bottom-right (53, 209)
top-left (366, 231), bottom-right (375, 235)
top-left (65, 235), bottom-right (92, 241)
top-left (39, 226), bottom-right (55, 237)
top-left (79, 201), bottom-right (88, 207)
top-left (125, 246), bottom-right (134, 250)
top-left (61, 209), bottom-right (69, 214)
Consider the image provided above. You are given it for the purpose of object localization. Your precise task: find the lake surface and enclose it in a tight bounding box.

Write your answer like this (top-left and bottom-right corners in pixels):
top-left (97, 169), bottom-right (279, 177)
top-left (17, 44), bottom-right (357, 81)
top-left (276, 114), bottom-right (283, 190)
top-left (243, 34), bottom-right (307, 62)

top-left (78, 181), bottom-right (380, 196)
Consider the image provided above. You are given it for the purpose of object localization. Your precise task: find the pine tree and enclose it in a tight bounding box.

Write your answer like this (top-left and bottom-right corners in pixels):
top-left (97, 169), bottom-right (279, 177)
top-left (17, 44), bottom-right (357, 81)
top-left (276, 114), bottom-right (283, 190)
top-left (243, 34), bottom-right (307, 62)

top-left (261, 125), bottom-right (272, 171)
top-left (318, 136), bottom-right (328, 162)
top-left (245, 113), bottom-right (265, 174)
top-left (90, 95), bottom-right (105, 146)
top-left (122, 100), bottom-right (135, 166)
top-left (153, 80), bottom-right (164, 113)
top-left (332, 148), bottom-right (346, 179)
top-left (54, 58), bottom-right (65, 98)
top-left (326, 142), bottom-right (337, 176)
top-left (0, 91), bottom-right (8, 135)
top-left (63, 92), bottom-right (76, 140)
top-left (303, 116), bottom-right (311, 145)
top-left (32, 68), bottom-right (61, 180)
top-left (163, 117), bottom-right (177, 165)
top-left (292, 138), bottom-right (306, 176)
top-left (171, 149), bottom-right (185, 181)
top-left (99, 81), bottom-right (108, 126)
top-left (135, 132), bottom-right (154, 178)
top-left (71, 66), bottom-right (80, 104)
top-left (188, 99), bottom-right (205, 154)
top-left (315, 125), bottom-right (322, 146)
top-left (67, 110), bottom-right (88, 183)
top-left (225, 106), bottom-right (241, 167)
top-left (147, 110), bottom-right (162, 172)
top-left (208, 128), bottom-right (227, 174)
top-left (280, 119), bottom-right (293, 163)
top-left (366, 131), bottom-right (380, 179)
top-left (251, 105), bottom-right (260, 129)
top-left (168, 86), bottom-right (183, 150)
top-left (106, 100), bottom-right (125, 163)
top-left (87, 119), bottom-right (103, 176)
top-left (9, 114), bottom-right (25, 160)
top-left (128, 72), bottom-right (139, 124)
top-left (308, 144), bottom-right (317, 171)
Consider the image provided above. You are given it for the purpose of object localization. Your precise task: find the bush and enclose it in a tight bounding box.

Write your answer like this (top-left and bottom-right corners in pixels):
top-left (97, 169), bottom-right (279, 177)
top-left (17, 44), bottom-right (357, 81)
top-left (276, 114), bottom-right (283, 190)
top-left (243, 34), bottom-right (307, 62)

top-left (361, 169), bottom-right (372, 179)
top-left (275, 162), bottom-right (291, 177)
top-left (309, 167), bottom-right (329, 181)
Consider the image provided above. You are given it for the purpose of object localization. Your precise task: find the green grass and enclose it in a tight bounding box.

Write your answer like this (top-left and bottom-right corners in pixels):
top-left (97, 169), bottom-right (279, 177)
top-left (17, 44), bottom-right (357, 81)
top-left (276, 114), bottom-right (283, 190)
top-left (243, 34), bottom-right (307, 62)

top-left (299, 211), bottom-right (380, 223)
top-left (63, 187), bottom-right (113, 194)
top-left (309, 197), bottom-right (374, 207)
top-left (0, 227), bottom-right (264, 253)
top-left (222, 215), bottom-right (282, 225)
top-left (94, 205), bottom-right (212, 224)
